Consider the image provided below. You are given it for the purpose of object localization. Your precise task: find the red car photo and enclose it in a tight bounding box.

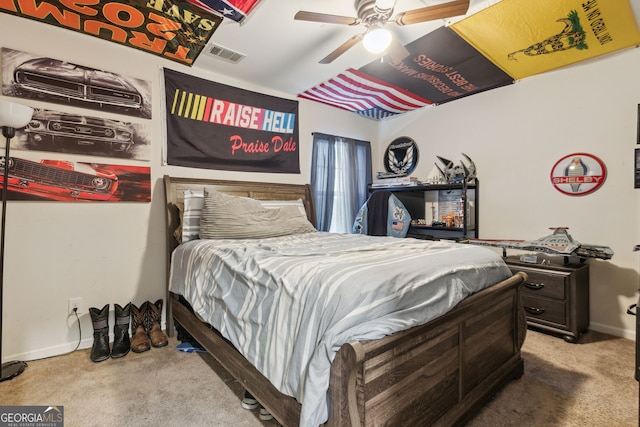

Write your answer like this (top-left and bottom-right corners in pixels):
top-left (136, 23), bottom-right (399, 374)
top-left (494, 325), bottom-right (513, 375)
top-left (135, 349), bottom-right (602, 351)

top-left (0, 156), bottom-right (119, 201)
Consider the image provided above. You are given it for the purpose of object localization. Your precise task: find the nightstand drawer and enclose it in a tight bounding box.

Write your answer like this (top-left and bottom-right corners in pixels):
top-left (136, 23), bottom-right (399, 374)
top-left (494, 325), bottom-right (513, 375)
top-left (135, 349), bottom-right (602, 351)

top-left (522, 294), bottom-right (566, 325)
top-left (503, 255), bottom-right (589, 342)
top-left (518, 269), bottom-right (567, 300)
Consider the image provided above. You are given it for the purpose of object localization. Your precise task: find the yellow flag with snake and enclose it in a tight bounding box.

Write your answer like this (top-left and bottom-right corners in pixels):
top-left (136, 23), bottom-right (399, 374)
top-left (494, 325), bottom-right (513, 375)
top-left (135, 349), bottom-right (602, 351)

top-left (451, 0), bottom-right (640, 80)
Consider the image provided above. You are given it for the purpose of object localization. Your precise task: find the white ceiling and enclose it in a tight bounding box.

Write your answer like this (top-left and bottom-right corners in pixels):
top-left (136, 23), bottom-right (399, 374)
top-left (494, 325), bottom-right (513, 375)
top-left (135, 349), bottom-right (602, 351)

top-left (191, 0), bottom-right (502, 97)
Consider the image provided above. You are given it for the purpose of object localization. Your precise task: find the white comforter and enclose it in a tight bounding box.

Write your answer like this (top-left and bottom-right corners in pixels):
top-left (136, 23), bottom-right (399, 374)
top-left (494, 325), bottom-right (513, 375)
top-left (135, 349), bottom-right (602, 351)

top-left (169, 232), bottom-right (511, 426)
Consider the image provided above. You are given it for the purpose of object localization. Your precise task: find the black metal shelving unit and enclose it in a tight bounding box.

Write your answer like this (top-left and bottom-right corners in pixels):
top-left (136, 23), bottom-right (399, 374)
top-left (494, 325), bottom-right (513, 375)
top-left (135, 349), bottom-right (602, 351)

top-left (369, 180), bottom-right (478, 241)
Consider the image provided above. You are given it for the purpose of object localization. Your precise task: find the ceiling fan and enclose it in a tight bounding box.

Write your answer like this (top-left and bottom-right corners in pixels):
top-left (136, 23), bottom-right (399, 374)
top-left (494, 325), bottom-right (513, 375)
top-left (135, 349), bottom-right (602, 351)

top-left (295, 0), bottom-right (470, 64)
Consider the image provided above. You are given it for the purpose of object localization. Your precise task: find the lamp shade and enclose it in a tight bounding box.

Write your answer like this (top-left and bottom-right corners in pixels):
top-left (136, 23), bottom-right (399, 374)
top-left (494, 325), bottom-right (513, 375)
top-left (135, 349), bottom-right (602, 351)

top-left (0, 100), bottom-right (34, 129)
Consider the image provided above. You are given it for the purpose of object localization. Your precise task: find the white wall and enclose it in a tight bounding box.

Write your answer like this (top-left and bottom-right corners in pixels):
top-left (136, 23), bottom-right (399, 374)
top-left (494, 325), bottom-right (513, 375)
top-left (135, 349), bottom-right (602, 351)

top-left (2, 11), bottom-right (639, 362)
top-left (379, 46), bottom-right (640, 339)
top-left (0, 13), bottom-right (376, 361)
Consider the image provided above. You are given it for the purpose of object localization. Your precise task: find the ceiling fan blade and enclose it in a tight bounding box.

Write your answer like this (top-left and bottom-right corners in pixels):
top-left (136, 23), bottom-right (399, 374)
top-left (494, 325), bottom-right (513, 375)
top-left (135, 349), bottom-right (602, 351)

top-left (294, 11), bottom-right (359, 26)
top-left (319, 34), bottom-right (364, 64)
top-left (386, 38), bottom-right (410, 63)
top-left (395, 0), bottom-right (470, 26)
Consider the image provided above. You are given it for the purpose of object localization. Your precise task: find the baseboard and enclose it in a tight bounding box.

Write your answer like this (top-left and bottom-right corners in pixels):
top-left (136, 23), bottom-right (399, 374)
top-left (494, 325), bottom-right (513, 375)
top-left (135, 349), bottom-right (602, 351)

top-left (9, 337), bottom-right (94, 362)
top-left (589, 322), bottom-right (635, 341)
top-left (7, 321), bottom-right (169, 362)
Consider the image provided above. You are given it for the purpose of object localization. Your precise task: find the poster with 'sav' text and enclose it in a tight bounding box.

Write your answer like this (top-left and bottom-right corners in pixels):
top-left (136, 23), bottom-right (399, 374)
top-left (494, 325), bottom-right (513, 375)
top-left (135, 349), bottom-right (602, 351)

top-left (0, 0), bottom-right (222, 66)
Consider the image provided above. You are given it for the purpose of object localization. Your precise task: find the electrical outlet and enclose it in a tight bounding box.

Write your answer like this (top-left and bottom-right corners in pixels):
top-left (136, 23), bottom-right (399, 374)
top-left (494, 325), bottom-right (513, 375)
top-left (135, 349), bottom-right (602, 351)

top-left (68, 297), bottom-right (83, 315)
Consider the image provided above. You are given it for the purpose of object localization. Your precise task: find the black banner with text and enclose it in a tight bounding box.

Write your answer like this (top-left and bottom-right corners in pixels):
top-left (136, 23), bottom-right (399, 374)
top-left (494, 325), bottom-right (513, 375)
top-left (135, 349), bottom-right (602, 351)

top-left (164, 68), bottom-right (300, 173)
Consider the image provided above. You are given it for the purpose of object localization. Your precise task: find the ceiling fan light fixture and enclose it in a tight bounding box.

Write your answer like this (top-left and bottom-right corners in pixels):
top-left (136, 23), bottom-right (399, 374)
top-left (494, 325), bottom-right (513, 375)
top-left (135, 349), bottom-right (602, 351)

top-left (362, 27), bottom-right (392, 54)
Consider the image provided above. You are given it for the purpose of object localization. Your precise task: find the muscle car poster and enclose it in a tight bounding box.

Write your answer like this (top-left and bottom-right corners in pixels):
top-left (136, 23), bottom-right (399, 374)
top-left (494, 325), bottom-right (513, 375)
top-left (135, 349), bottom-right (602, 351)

top-left (0, 155), bottom-right (151, 202)
top-left (2, 48), bottom-right (152, 119)
top-left (164, 68), bottom-right (300, 174)
top-left (450, 0), bottom-right (640, 80)
top-left (0, 0), bottom-right (222, 66)
top-left (8, 107), bottom-right (150, 161)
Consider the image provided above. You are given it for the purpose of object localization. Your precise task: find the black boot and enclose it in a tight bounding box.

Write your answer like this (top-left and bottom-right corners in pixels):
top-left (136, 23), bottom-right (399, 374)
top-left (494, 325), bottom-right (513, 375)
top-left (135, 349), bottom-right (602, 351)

top-left (111, 303), bottom-right (131, 358)
top-left (89, 304), bottom-right (110, 362)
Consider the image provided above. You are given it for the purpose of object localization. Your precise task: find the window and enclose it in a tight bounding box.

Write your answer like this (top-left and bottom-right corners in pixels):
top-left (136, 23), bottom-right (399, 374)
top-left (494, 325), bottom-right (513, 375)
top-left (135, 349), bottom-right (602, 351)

top-left (310, 133), bottom-right (372, 233)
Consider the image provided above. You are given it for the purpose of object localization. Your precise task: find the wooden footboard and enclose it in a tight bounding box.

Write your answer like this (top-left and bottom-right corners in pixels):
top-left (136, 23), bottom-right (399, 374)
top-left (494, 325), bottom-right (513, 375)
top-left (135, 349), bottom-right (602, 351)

top-left (325, 271), bottom-right (527, 427)
top-left (168, 271), bottom-right (526, 427)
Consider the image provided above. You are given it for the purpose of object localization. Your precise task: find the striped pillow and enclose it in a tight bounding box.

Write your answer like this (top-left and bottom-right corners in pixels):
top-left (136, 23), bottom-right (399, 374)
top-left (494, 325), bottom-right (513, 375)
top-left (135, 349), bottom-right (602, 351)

top-left (258, 199), bottom-right (307, 217)
top-left (181, 190), bottom-right (204, 243)
top-left (199, 190), bottom-right (316, 239)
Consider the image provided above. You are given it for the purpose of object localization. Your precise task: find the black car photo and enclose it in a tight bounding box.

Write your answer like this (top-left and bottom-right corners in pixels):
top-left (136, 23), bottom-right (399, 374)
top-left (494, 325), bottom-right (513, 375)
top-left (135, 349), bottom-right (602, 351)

top-left (24, 110), bottom-right (135, 156)
top-left (12, 56), bottom-right (150, 118)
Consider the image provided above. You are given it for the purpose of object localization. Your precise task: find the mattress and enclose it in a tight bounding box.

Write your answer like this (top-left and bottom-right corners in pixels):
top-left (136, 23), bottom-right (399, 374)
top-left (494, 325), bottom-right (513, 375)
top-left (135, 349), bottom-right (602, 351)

top-left (169, 231), bottom-right (512, 426)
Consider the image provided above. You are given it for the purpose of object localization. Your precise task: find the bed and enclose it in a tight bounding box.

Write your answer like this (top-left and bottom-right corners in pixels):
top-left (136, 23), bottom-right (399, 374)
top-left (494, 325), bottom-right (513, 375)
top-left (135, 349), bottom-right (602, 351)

top-left (163, 175), bottom-right (527, 427)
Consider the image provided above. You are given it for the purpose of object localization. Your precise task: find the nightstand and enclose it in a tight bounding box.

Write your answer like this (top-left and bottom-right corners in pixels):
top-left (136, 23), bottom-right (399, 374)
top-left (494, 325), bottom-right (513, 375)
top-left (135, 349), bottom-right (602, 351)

top-left (503, 255), bottom-right (590, 343)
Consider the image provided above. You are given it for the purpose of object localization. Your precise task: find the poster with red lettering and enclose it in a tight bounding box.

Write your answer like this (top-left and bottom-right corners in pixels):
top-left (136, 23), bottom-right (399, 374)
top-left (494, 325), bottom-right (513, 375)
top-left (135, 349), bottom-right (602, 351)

top-left (0, 0), bottom-right (222, 66)
top-left (358, 26), bottom-right (514, 105)
top-left (164, 68), bottom-right (300, 173)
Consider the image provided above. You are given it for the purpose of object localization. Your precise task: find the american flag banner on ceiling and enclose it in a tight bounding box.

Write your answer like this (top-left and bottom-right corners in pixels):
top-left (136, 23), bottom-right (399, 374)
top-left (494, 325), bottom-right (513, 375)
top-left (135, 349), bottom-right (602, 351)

top-left (298, 69), bottom-right (432, 120)
top-left (188, 0), bottom-right (263, 23)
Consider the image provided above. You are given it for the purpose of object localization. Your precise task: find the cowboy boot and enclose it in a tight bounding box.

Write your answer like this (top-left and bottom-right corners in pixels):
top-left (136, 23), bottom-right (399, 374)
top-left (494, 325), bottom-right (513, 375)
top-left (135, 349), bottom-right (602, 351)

top-left (89, 304), bottom-right (110, 362)
top-left (130, 302), bottom-right (151, 353)
top-left (111, 303), bottom-right (131, 358)
top-left (144, 299), bottom-right (168, 348)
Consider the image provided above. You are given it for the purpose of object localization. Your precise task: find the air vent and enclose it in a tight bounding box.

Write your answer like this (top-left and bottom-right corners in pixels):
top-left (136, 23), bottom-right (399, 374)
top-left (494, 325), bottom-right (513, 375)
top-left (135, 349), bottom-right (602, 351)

top-left (206, 44), bottom-right (246, 64)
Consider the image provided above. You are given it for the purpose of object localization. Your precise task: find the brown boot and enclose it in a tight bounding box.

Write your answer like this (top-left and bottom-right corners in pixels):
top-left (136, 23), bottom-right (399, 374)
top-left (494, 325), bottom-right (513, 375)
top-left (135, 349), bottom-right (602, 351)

top-left (144, 299), bottom-right (168, 348)
top-left (130, 302), bottom-right (151, 353)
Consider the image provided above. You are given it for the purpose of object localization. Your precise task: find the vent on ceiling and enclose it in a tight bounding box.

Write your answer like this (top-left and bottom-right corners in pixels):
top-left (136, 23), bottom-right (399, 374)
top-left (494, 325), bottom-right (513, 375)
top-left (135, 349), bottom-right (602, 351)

top-left (206, 44), bottom-right (245, 64)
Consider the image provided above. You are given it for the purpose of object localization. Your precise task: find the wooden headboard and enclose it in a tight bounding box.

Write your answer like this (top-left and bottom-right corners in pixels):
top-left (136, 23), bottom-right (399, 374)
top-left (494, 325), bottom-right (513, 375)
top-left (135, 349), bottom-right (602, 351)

top-left (162, 175), bottom-right (317, 254)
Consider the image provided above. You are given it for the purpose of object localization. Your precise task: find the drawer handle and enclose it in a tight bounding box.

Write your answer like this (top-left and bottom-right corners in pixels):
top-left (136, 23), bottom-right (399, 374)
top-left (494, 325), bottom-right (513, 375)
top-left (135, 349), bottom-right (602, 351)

top-left (524, 282), bottom-right (545, 290)
top-left (524, 306), bottom-right (545, 315)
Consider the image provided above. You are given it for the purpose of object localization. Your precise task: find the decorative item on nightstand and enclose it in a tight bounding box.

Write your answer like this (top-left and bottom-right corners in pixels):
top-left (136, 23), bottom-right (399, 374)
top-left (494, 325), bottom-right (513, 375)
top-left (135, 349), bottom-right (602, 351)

top-left (470, 227), bottom-right (613, 263)
top-left (0, 100), bottom-right (34, 381)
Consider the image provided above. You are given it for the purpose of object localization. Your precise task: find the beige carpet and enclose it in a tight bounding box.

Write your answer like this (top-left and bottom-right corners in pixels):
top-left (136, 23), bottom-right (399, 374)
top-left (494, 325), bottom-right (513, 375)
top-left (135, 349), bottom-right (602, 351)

top-left (0, 329), bottom-right (636, 426)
